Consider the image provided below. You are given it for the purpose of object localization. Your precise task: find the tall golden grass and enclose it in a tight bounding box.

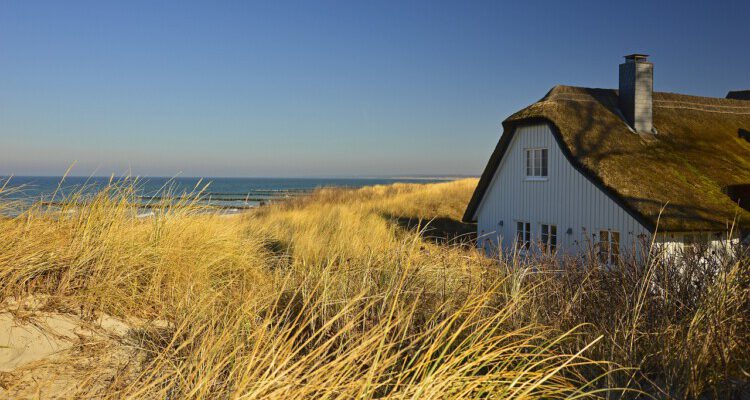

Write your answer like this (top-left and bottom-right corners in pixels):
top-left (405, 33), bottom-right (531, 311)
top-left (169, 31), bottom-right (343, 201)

top-left (0, 177), bottom-right (747, 399)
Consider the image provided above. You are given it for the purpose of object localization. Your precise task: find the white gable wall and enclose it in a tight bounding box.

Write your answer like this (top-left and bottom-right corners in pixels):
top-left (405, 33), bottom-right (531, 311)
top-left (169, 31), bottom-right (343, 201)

top-left (475, 123), bottom-right (650, 256)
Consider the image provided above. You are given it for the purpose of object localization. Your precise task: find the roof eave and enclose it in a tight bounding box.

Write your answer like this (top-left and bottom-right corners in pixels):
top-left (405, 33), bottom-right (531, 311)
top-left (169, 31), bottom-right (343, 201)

top-left (462, 119), bottom-right (519, 223)
top-left (462, 116), bottom-right (658, 233)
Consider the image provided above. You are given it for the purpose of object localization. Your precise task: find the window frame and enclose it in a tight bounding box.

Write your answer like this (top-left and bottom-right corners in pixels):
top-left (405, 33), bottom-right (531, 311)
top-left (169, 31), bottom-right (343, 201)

top-left (598, 229), bottom-right (620, 265)
top-left (516, 221), bottom-right (531, 251)
top-left (540, 223), bottom-right (557, 253)
top-left (525, 148), bottom-right (549, 180)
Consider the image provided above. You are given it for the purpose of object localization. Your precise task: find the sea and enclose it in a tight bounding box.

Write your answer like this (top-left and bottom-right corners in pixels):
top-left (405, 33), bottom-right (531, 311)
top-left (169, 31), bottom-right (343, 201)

top-left (0, 176), bottom-right (453, 215)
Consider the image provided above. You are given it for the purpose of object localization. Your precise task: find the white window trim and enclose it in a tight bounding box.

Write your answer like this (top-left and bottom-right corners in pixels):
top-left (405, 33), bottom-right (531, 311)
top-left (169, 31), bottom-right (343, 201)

top-left (515, 220), bottom-right (531, 251)
top-left (524, 148), bottom-right (549, 180)
top-left (598, 229), bottom-right (620, 265)
top-left (539, 223), bottom-right (558, 253)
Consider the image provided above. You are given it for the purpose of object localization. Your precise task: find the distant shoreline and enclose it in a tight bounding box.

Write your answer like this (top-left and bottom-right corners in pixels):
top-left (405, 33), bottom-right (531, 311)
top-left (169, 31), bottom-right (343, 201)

top-left (1, 176), bottom-right (462, 216)
top-left (385, 176), bottom-right (474, 181)
top-left (2, 175), bottom-right (477, 180)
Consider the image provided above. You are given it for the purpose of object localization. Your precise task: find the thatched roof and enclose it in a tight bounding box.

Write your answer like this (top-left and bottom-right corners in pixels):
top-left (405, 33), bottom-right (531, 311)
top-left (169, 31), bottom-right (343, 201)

top-left (727, 90), bottom-right (750, 100)
top-left (464, 85), bottom-right (750, 232)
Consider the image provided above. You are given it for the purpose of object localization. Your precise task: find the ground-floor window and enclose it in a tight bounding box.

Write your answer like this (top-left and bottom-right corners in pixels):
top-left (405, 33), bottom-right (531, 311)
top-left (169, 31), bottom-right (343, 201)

top-left (516, 221), bottom-right (531, 250)
top-left (598, 230), bottom-right (620, 264)
top-left (540, 224), bottom-right (557, 252)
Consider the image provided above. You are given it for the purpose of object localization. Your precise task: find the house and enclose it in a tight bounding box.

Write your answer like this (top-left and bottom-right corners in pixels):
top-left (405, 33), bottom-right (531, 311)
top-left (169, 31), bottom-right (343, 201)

top-left (463, 55), bottom-right (750, 260)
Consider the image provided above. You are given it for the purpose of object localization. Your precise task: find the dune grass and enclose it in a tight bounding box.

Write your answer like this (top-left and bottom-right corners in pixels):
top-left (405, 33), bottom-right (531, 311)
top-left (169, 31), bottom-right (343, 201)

top-left (0, 178), bottom-right (747, 398)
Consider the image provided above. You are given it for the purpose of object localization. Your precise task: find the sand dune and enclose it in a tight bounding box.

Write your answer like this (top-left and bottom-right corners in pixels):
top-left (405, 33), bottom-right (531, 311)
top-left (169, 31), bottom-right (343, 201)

top-left (0, 296), bottom-right (147, 398)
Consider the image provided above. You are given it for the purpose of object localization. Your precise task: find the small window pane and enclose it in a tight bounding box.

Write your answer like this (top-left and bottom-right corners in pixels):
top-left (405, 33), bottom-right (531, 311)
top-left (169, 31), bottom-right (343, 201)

top-left (540, 224), bottom-right (557, 253)
top-left (526, 150), bottom-right (532, 176)
top-left (524, 222), bottom-right (531, 248)
top-left (516, 222), bottom-right (524, 249)
top-left (550, 225), bottom-right (557, 251)
top-left (598, 230), bottom-right (608, 263)
top-left (611, 231), bottom-right (620, 262)
top-left (541, 149), bottom-right (548, 176)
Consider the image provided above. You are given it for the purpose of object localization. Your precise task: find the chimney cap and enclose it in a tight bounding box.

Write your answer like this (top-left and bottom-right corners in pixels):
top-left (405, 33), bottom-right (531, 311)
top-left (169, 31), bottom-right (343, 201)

top-left (624, 54), bottom-right (649, 62)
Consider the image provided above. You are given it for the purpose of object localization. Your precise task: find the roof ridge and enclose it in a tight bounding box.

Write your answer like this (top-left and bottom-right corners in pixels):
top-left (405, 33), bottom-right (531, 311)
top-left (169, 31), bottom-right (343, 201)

top-left (542, 96), bottom-right (603, 103)
top-left (654, 90), bottom-right (742, 99)
top-left (654, 105), bottom-right (750, 115)
top-left (548, 85), bottom-right (750, 105)
top-left (654, 99), bottom-right (750, 109)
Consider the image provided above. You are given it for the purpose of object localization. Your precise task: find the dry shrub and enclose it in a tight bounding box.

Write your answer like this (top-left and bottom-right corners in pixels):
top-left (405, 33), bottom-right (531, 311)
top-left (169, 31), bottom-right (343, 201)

top-left (0, 177), bottom-right (746, 399)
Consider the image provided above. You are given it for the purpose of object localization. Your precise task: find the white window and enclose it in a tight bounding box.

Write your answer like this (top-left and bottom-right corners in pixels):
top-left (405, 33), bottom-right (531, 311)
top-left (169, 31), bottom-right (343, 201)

top-left (598, 230), bottom-right (620, 264)
top-left (540, 224), bottom-right (557, 253)
top-left (525, 148), bottom-right (548, 178)
top-left (516, 221), bottom-right (531, 250)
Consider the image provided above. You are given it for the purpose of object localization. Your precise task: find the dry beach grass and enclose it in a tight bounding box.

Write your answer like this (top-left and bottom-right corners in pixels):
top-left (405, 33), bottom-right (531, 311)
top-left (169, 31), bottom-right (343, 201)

top-left (0, 178), bottom-right (747, 398)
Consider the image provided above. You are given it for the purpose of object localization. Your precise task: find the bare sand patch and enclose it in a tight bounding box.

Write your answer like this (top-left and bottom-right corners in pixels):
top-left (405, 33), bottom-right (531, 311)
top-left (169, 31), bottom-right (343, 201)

top-left (0, 296), bottom-right (152, 399)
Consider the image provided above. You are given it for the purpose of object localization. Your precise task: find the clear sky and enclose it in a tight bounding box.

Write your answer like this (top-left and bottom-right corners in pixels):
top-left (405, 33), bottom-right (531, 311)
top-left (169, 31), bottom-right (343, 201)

top-left (1, 1), bottom-right (749, 177)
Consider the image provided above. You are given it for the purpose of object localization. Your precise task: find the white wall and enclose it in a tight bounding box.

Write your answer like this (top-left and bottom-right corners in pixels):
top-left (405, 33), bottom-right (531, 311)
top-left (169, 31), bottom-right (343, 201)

top-left (474, 123), bottom-right (650, 256)
top-left (654, 232), bottom-right (738, 255)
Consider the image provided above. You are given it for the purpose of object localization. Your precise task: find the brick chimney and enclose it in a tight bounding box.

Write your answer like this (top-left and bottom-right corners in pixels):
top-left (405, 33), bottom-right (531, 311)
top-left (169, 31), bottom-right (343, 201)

top-left (619, 54), bottom-right (654, 134)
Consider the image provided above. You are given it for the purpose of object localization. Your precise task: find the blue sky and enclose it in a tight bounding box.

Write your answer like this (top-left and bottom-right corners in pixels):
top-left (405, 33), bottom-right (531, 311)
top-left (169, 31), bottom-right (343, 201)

top-left (1, 1), bottom-right (748, 177)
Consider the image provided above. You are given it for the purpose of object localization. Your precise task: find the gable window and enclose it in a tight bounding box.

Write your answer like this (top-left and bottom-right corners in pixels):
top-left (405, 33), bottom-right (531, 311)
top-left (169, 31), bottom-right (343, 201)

top-left (540, 224), bottom-right (557, 252)
top-left (516, 221), bottom-right (531, 250)
top-left (598, 230), bottom-right (620, 264)
top-left (525, 148), bottom-right (548, 179)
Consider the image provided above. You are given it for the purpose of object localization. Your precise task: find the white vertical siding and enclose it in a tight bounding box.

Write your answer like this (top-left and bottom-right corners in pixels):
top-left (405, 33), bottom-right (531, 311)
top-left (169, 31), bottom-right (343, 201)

top-left (475, 123), bottom-right (650, 255)
top-left (655, 232), bottom-right (737, 254)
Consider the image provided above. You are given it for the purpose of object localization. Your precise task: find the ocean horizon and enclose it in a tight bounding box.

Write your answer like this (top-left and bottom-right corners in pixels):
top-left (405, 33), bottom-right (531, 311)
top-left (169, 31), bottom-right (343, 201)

top-left (0, 175), bottom-right (465, 212)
